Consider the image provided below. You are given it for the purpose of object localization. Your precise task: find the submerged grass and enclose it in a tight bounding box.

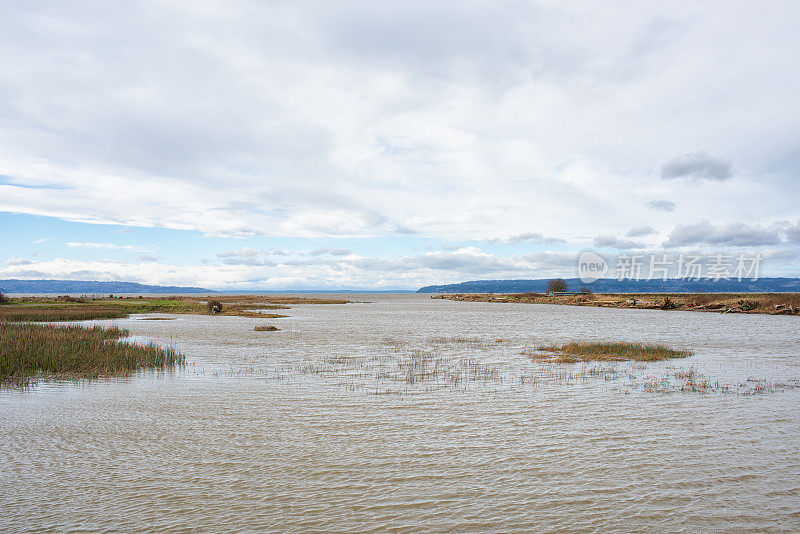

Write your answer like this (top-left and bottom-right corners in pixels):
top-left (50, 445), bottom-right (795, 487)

top-left (529, 341), bottom-right (692, 363)
top-left (0, 322), bottom-right (184, 385)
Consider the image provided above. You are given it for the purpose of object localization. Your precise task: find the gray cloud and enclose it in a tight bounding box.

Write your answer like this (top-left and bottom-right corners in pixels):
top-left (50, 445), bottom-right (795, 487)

top-left (221, 258), bottom-right (275, 267)
top-left (490, 232), bottom-right (566, 245)
top-left (218, 247), bottom-right (353, 265)
top-left (663, 221), bottom-right (782, 248)
top-left (218, 248), bottom-right (265, 259)
top-left (6, 258), bottom-right (34, 266)
top-left (645, 200), bottom-right (676, 212)
top-left (784, 223), bottom-right (800, 243)
top-left (593, 235), bottom-right (647, 249)
top-left (660, 152), bottom-right (732, 182)
top-left (414, 252), bottom-right (508, 273)
top-left (6, 269), bottom-right (113, 280)
top-left (310, 248), bottom-right (352, 256)
top-left (518, 252), bottom-right (580, 269)
top-left (625, 226), bottom-right (657, 237)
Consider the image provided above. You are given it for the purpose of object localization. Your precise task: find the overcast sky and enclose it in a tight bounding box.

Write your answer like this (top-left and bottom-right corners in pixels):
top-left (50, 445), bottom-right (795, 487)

top-left (1, 1), bottom-right (799, 289)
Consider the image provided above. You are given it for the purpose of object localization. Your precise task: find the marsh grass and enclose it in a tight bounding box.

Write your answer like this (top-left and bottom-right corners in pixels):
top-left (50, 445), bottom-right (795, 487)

top-left (0, 305), bottom-right (129, 322)
top-left (264, 335), bottom-right (786, 396)
top-left (528, 341), bottom-right (692, 363)
top-left (254, 325), bottom-right (280, 331)
top-left (0, 297), bottom-right (293, 321)
top-left (0, 323), bottom-right (184, 385)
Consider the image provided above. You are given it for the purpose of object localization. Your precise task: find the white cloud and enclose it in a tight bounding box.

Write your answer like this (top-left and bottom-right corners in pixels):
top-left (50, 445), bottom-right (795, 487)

top-left (0, 248), bottom-right (585, 289)
top-left (65, 242), bottom-right (153, 251)
top-left (1, 2), bottom-right (800, 283)
top-left (0, 1), bottom-right (796, 244)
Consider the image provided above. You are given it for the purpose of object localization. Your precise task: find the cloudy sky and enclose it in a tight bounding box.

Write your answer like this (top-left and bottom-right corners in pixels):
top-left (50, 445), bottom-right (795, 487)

top-left (1, 1), bottom-right (799, 289)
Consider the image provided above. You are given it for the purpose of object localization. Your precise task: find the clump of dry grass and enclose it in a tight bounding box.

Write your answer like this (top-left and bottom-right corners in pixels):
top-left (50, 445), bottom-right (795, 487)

top-left (235, 311), bottom-right (290, 319)
top-left (0, 323), bottom-right (184, 385)
top-left (55, 295), bottom-right (85, 303)
top-left (527, 341), bottom-right (692, 363)
top-left (254, 325), bottom-right (279, 332)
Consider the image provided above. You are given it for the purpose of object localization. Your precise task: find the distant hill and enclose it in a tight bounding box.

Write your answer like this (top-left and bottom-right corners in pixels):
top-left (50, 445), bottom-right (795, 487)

top-left (417, 277), bottom-right (800, 294)
top-left (0, 279), bottom-right (213, 294)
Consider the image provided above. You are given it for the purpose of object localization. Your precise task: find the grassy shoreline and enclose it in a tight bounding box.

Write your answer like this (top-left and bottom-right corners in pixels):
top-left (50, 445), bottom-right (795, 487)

top-left (0, 294), bottom-right (354, 385)
top-left (434, 292), bottom-right (800, 316)
top-left (0, 323), bottom-right (184, 385)
top-left (0, 294), bottom-right (350, 322)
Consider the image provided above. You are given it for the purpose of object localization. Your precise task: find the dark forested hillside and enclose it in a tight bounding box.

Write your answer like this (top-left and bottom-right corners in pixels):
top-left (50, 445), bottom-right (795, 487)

top-left (0, 279), bottom-right (212, 294)
top-left (417, 278), bottom-right (800, 293)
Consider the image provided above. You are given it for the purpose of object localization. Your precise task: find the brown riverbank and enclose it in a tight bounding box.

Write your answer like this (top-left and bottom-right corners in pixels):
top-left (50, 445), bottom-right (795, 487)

top-left (433, 292), bottom-right (800, 315)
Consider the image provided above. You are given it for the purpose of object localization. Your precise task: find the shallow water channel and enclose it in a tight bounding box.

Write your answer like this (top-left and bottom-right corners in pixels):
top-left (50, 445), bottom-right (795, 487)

top-left (2, 294), bottom-right (799, 532)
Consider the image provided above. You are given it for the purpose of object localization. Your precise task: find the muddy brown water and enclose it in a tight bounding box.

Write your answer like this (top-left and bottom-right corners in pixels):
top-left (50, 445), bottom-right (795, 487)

top-left (2, 294), bottom-right (799, 532)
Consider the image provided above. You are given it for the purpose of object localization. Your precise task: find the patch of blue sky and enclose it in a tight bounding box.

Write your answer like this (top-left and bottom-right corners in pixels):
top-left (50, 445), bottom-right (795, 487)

top-left (1, 212), bottom-right (573, 273)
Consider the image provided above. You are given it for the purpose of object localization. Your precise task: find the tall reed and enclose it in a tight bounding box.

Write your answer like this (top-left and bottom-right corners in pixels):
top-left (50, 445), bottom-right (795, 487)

top-left (0, 306), bottom-right (129, 322)
top-left (0, 323), bottom-right (184, 384)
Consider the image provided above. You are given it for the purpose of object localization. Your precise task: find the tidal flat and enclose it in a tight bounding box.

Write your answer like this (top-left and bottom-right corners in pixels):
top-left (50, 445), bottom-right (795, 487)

top-left (1, 293), bottom-right (798, 532)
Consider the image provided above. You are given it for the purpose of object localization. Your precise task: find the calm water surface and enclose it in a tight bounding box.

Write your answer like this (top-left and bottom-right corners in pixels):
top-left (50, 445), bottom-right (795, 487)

top-left (2, 294), bottom-right (799, 532)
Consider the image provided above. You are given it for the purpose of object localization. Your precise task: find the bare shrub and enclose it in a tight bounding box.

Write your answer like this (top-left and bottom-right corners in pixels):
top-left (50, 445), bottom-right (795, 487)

top-left (546, 279), bottom-right (568, 293)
